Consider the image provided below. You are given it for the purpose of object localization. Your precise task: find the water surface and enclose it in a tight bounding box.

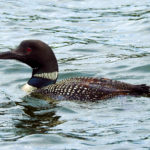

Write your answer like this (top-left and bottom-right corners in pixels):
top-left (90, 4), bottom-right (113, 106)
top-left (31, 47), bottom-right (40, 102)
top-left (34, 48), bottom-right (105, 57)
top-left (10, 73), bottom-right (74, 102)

top-left (0, 0), bottom-right (150, 149)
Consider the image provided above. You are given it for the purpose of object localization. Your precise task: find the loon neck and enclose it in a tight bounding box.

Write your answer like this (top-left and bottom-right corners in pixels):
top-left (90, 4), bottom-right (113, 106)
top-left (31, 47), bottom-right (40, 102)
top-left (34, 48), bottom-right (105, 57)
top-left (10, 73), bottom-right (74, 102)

top-left (28, 71), bottom-right (58, 88)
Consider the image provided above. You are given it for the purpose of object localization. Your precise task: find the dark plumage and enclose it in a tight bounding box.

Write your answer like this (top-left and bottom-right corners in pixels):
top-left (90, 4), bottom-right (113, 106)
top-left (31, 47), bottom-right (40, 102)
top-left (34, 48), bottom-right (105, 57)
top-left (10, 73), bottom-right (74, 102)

top-left (0, 40), bottom-right (149, 101)
top-left (33, 77), bottom-right (150, 101)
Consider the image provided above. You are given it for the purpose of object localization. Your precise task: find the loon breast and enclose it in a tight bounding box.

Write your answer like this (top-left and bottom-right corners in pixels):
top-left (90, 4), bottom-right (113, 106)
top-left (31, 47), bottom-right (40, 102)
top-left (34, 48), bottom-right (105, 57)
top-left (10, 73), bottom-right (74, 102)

top-left (22, 83), bottom-right (37, 93)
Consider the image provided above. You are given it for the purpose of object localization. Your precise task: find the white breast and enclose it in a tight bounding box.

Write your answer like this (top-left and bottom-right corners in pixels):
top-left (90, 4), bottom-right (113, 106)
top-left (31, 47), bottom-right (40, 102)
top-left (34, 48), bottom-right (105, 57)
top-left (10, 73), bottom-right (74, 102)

top-left (22, 83), bottom-right (37, 93)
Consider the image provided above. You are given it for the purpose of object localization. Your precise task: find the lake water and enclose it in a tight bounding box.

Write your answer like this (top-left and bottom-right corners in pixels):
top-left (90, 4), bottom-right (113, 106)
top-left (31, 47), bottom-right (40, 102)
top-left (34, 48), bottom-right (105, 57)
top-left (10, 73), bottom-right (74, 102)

top-left (0, 0), bottom-right (150, 149)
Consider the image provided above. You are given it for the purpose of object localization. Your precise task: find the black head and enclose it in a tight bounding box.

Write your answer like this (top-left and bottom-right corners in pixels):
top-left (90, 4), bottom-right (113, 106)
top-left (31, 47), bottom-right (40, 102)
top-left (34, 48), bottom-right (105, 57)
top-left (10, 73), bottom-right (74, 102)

top-left (0, 40), bottom-right (58, 74)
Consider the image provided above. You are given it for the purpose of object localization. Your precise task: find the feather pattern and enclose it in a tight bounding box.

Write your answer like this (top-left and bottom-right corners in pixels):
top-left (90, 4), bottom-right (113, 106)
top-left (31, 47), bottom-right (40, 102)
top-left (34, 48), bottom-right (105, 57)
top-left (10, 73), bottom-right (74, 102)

top-left (31, 77), bottom-right (150, 101)
top-left (34, 71), bottom-right (58, 80)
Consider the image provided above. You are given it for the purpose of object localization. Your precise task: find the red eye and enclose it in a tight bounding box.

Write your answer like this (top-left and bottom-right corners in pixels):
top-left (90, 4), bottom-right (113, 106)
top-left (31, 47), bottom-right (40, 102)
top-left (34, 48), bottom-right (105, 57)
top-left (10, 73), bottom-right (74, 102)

top-left (26, 48), bottom-right (32, 53)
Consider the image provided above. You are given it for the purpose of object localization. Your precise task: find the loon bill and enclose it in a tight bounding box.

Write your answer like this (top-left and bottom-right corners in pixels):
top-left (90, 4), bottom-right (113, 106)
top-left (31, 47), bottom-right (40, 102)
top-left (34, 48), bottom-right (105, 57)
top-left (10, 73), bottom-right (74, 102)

top-left (0, 40), bottom-right (149, 101)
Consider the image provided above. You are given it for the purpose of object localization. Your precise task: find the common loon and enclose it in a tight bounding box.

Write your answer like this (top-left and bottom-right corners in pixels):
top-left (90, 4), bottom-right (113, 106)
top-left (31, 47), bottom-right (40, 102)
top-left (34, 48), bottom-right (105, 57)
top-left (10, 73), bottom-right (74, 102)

top-left (0, 40), bottom-right (149, 101)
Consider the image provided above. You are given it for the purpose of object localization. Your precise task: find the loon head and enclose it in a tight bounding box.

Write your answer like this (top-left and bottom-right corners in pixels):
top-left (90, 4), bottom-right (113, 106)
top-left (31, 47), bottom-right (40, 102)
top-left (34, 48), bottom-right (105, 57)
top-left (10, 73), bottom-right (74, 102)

top-left (0, 40), bottom-right (58, 89)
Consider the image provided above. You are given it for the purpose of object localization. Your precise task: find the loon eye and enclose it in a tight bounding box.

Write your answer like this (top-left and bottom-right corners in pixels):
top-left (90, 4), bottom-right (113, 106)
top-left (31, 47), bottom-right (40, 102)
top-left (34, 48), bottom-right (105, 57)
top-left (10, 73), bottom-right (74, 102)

top-left (26, 48), bottom-right (32, 53)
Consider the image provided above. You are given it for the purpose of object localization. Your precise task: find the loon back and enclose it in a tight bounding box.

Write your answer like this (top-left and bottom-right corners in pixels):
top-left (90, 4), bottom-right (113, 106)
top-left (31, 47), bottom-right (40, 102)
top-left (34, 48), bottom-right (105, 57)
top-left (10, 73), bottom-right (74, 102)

top-left (32, 77), bottom-right (150, 101)
top-left (0, 40), bottom-right (149, 101)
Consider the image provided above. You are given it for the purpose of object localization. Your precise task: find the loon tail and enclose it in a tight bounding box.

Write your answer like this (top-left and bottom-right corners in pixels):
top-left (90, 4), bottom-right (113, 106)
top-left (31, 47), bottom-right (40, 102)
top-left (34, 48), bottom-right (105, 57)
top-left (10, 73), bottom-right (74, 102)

top-left (130, 84), bottom-right (150, 97)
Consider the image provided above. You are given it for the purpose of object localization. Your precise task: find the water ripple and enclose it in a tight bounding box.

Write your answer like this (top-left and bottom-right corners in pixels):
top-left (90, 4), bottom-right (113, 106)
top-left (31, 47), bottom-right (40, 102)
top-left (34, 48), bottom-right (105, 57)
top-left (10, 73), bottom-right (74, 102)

top-left (0, 0), bottom-right (150, 149)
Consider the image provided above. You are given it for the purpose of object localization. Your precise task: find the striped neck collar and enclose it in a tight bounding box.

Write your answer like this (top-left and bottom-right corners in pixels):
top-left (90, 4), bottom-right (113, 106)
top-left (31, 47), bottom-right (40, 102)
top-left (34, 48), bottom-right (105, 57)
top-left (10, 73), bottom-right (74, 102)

top-left (28, 71), bottom-right (58, 88)
top-left (33, 71), bottom-right (58, 80)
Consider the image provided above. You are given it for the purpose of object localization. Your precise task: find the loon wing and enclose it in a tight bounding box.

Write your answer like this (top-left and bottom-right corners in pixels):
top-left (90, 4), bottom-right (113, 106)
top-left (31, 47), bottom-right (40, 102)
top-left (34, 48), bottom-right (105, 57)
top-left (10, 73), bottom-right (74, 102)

top-left (31, 77), bottom-right (150, 101)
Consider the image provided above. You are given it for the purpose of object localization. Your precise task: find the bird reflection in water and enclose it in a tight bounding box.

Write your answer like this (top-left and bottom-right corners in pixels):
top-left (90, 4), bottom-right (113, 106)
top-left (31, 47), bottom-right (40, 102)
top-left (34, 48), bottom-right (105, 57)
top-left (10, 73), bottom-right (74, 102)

top-left (14, 96), bottom-right (64, 135)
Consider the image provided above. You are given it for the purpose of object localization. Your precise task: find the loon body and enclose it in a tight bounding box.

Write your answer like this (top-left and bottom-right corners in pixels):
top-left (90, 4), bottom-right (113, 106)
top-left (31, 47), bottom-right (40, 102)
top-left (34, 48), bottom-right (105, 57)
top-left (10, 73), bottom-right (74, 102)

top-left (0, 40), bottom-right (149, 101)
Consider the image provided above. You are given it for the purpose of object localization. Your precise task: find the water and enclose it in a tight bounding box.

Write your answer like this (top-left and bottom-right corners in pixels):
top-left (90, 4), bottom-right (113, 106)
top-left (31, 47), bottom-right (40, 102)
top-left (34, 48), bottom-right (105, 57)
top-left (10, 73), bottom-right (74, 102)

top-left (0, 0), bottom-right (150, 149)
